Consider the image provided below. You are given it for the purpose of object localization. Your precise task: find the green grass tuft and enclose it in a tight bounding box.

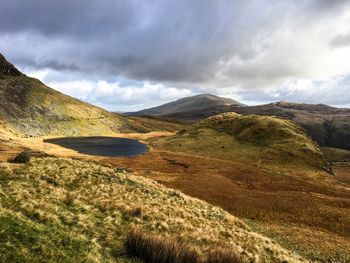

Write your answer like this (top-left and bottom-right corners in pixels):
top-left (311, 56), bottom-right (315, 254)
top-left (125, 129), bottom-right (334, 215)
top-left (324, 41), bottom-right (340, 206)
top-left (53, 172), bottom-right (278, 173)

top-left (0, 211), bottom-right (93, 263)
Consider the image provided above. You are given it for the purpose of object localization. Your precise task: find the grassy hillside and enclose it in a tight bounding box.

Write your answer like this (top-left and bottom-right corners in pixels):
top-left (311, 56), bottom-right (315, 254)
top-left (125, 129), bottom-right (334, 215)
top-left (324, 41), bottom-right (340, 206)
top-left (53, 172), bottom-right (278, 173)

top-left (0, 158), bottom-right (305, 262)
top-left (0, 54), bottom-right (185, 138)
top-left (125, 116), bottom-right (188, 133)
top-left (152, 112), bottom-right (330, 172)
top-left (0, 74), bottom-right (133, 137)
top-left (322, 147), bottom-right (350, 162)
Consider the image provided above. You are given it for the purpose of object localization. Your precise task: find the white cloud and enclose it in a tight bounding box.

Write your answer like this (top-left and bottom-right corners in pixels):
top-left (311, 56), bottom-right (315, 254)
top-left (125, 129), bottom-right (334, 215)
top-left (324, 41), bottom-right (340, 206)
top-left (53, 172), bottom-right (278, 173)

top-left (24, 66), bottom-right (350, 111)
top-left (225, 74), bottom-right (350, 106)
top-left (40, 70), bottom-right (194, 111)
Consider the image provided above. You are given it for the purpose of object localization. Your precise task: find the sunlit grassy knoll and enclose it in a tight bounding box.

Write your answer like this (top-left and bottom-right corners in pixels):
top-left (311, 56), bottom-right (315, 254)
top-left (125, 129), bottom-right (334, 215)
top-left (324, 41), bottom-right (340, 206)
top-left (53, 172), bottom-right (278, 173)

top-left (151, 112), bottom-right (330, 173)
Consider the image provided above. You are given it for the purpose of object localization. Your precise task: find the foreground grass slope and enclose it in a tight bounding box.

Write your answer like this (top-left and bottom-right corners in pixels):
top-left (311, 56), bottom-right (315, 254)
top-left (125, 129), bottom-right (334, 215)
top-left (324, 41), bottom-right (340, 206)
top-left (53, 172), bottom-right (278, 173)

top-left (0, 158), bottom-right (305, 262)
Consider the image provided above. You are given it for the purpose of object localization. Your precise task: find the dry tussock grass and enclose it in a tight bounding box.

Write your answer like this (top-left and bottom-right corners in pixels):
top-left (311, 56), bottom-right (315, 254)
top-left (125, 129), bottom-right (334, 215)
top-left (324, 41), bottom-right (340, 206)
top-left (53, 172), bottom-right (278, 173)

top-left (123, 206), bottom-right (143, 218)
top-left (125, 227), bottom-right (201, 263)
top-left (105, 148), bottom-right (350, 262)
top-left (206, 248), bottom-right (242, 263)
top-left (125, 227), bottom-right (244, 263)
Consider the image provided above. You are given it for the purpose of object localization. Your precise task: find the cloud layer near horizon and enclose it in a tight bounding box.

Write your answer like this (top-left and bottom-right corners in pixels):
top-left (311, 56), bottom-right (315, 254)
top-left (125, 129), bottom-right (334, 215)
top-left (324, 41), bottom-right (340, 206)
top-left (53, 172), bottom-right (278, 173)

top-left (1, 0), bottom-right (350, 110)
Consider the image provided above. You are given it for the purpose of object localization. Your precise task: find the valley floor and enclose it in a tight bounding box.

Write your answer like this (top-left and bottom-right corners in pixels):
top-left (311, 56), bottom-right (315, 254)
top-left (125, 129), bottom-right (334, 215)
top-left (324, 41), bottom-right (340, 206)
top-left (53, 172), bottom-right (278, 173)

top-left (2, 132), bottom-right (350, 262)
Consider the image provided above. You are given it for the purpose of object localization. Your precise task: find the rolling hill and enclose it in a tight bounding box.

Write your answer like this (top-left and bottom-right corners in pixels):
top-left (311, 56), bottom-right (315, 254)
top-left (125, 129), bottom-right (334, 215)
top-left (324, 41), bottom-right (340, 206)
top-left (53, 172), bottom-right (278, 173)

top-left (128, 93), bottom-right (244, 116)
top-left (152, 112), bottom-right (331, 173)
top-left (129, 95), bottom-right (350, 150)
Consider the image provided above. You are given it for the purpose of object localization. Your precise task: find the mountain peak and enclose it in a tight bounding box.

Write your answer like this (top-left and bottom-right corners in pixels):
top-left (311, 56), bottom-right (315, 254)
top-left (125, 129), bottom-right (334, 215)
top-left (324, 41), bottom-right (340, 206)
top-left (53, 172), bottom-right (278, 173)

top-left (128, 93), bottom-right (244, 117)
top-left (185, 93), bottom-right (241, 103)
top-left (0, 53), bottom-right (22, 76)
top-left (168, 93), bottom-right (245, 108)
top-left (191, 93), bottom-right (220, 98)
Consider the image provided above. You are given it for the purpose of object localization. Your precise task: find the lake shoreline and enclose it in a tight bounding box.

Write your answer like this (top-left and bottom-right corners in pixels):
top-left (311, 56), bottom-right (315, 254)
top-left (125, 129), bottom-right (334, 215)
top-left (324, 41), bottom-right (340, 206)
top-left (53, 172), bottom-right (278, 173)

top-left (44, 136), bottom-right (148, 157)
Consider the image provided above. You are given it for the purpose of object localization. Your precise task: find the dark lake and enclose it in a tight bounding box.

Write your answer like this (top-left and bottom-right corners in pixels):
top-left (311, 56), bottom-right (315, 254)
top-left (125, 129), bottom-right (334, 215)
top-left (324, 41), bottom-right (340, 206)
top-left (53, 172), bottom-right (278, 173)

top-left (44, 137), bottom-right (148, 157)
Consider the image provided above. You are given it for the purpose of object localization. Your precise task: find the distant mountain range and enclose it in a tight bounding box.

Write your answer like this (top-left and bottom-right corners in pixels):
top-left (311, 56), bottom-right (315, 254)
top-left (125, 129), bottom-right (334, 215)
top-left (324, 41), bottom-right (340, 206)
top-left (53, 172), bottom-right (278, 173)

top-left (128, 95), bottom-right (350, 150)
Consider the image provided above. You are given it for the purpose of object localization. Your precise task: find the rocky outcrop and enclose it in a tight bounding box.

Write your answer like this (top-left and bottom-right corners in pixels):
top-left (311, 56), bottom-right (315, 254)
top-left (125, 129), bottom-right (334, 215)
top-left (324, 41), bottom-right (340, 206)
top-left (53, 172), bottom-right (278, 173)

top-left (0, 54), bottom-right (22, 76)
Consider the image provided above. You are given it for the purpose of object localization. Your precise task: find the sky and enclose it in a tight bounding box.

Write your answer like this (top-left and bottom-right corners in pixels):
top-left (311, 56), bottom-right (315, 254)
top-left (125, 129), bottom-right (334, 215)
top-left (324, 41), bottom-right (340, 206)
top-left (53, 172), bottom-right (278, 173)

top-left (1, 0), bottom-right (350, 111)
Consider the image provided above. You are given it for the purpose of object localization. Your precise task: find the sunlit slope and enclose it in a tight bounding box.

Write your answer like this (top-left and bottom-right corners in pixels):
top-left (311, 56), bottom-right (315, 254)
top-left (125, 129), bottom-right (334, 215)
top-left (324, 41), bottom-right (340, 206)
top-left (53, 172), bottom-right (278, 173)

top-left (1, 53), bottom-right (179, 137)
top-left (0, 158), bottom-right (305, 262)
top-left (0, 74), bottom-right (134, 136)
top-left (153, 112), bottom-right (331, 172)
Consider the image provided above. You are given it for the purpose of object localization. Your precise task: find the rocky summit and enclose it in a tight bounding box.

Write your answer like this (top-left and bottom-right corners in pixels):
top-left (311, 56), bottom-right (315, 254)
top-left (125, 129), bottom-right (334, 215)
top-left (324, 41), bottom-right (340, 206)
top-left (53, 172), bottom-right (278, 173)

top-left (0, 54), bottom-right (22, 76)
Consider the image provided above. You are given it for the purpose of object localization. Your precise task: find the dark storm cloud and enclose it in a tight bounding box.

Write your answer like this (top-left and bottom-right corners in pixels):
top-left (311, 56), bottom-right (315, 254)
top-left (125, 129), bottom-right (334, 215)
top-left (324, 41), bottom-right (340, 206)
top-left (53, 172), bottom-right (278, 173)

top-left (0, 0), bottom-right (277, 83)
top-left (1, 0), bottom-right (350, 110)
top-left (0, 0), bottom-right (136, 38)
top-left (311, 0), bottom-right (350, 12)
top-left (2, 0), bottom-right (348, 83)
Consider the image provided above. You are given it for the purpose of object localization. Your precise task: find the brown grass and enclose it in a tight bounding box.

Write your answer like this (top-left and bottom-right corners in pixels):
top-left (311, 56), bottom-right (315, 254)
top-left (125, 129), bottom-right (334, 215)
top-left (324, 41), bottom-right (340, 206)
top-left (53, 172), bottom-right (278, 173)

top-left (62, 192), bottom-right (75, 206)
top-left (124, 206), bottom-right (143, 218)
top-left (0, 156), bottom-right (304, 262)
top-left (104, 149), bottom-right (350, 262)
top-left (125, 228), bottom-right (243, 263)
top-left (125, 227), bottom-right (201, 263)
top-left (206, 248), bottom-right (242, 263)
top-left (5, 128), bottom-right (349, 261)
top-left (126, 116), bottom-right (188, 133)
